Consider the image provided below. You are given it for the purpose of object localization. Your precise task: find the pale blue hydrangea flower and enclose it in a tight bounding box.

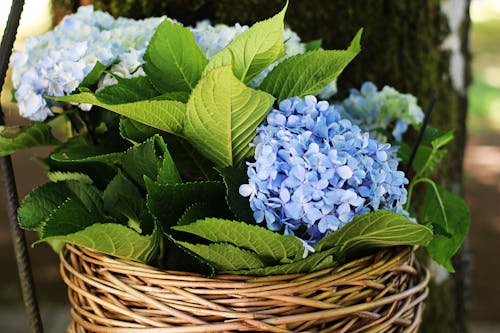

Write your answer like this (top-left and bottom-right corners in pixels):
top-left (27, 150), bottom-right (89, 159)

top-left (11, 5), bottom-right (165, 120)
top-left (239, 95), bottom-right (410, 245)
top-left (335, 82), bottom-right (424, 141)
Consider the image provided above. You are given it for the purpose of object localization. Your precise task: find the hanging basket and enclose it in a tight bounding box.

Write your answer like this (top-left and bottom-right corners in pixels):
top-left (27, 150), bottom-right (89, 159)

top-left (61, 244), bottom-right (429, 333)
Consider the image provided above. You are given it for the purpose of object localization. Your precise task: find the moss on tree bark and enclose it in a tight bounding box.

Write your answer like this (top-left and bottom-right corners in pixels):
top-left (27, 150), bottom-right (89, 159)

top-left (52, 1), bottom-right (471, 332)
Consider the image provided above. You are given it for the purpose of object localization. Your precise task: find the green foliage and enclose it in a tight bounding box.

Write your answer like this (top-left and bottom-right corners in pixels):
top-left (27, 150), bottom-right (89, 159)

top-left (103, 171), bottom-right (148, 233)
top-left (225, 248), bottom-right (336, 276)
top-left (259, 29), bottom-right (362, 100)
top-left (173, 218), bottom-right (304, 263)
top-left (95, 76), bottom-right (160, 104)
top-left (38, 223), bottom-right (160, 264)
top-left (121, 135), bottom-right (166, 188)
top-left (219, 165), bottom-right (255, 223)
top-left (0, 123), bottom-right (59, 156)
top-left (174, 241), bottom-right (265, 271)
top-left (78, 61), bottom-right (110, 88)
top-left (145, 179), bottom-right (227, 229)
top-left (144, 20), bottom-right (208, 93)
top-left (54, 92), bottom-right (186, 134)
top-left (203, 2), bottom-right (287, 83)
top-left (315, 210), bottom-right (432, 260)
top-left (421, 183), bottom-right (470, 272)
top-left (119, 118), bottom-right (161, 144)
top-left (184, 65), bottom-right (274, 167)
top-left (18, 180), bottom-right (103, 230)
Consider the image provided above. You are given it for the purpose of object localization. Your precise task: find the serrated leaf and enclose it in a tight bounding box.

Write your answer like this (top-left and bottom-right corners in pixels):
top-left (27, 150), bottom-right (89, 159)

top-left (184, 65), bottom-right (274, 167)
top-left (18, 180), bottom-right (103, 230)
top-left (422, 184), bottom-right (470, 272)
top-left (146, 180), bottom-right (227, 230)
top-left (259, 29), bottom-right (362, 100)
top-left (163, 134), bottom-right (219, 181)
top-left (144, 20), bottom-right (208, 93)
top-left (54, 92), bottom-right (185, 134)
top-left (226, 248), bottom-right (337, 276)
top-left (0, 123), bottom-right (59, 156)
top-left (40, 198), bottom-right (105, 238)
top-left (38, 223), bottom-right (159, 263)
top-left (119, 118), bottom-right (162, 145)
top-left (51, 147), bottom-right (124, 164)
top-left (156, 149), bottom-right (181, 185)
top-left (175, 241), bottom-right (265, 271)
top-left (177, 202), bottom-right (223, 226)
top-left (173, 218), bottom-right (304, 263)
top-left (203, 2), bottom-right (287, 83)
top-left (103, 171), bottom-right (147, 233)
top-left (121, 135), bottom-right (166, 189)
top-left (95, 76), bottom-right (160, 104)
top-left (219, 165), bottom-right (255, 223)
top-left (47, 171), bottom-right (93, 184)
top-left (315, 211), bottom-right (433, 261)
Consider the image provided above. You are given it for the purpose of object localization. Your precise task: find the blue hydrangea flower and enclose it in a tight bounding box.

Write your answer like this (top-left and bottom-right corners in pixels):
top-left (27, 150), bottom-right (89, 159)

top-left (335, 82), bottom-right (424, 141)
top-left (11, 5), bottom-right (165, 121)
top-left (239, 96), bottom-right (410, 245)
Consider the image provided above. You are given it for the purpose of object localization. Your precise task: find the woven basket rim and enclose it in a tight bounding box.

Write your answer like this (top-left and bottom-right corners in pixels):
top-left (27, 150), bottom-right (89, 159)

top-left (62, 244), bottom-right (429, 333)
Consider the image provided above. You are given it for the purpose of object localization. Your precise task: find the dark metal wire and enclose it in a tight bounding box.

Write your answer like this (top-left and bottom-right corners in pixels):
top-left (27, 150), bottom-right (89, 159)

top-left (0, 0), bottom-right (44, 332)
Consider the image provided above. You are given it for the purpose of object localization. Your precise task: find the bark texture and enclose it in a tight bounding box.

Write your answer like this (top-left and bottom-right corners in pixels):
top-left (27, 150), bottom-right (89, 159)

top-left (51, 1), bottom-right (471, 332)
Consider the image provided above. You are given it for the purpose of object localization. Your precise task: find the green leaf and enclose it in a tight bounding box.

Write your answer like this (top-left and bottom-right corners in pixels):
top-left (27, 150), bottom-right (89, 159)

top-left (0, 123), bottom-right (59, 156)
top-left (259, 29), bottom-right (362, 100)
top-left (184, 65), bottom-right (274, 167)
top-left (225, 248), bottom-right (337, 276)
top-left (38, 223), bottom-right (159, 263)
top-left (422, 184), bottom-right (470, 272)
top-left (47, 171), bottom-right (93, 184)
top-left (146, 180), bottom-right (227, 230)
top-left (173, 218), bottom-right (304, 264)
top-left (177, 202), bottom-right (223, 226)
top-left (103, 171), bottom-right (148, 233)
top-left (50, 146), bottom-right (124, 164)
top-left (315, 210), bottom-right (433, 260)
top-left (153, 91), bottom-right (190, 103)
top-left (78, 61), bottom-right (109, 88)
top-left (54, 92), bottom-right (185, 134)
top-left (156, 148), bottom-right (181, 185)
top-left (40, 198), bottom-right (105, 238)
top-left (18, 180), bottom-right (104, 230)
top-left (119, 118), bottom-right (162, 145)
top-left (219, 165), bottom-right (255, 223)
top-left (411, 129), bottom-right (454, 178)
top-left (174, 241), bottom-right (265, 271)
top-left (144, 20), bottom-right (208, 93)
top-left (121, 135), bottom-right (166, 188)
top-left (95, 76), bottom-right (160, 104)
top-left (203, 2), bottom-right (287, 83)
top-left (305, 39), bottom-right (322, 51)
top-left (163, 135), bottom-right (219, 181)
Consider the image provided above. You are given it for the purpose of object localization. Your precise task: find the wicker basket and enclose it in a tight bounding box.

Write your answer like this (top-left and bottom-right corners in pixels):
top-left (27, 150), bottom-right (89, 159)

top-left (61, 244), bottom-right (429, 333)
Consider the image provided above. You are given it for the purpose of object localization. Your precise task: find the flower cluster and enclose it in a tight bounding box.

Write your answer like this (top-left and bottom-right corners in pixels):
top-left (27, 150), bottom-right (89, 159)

top-left (335, 82), bottom-right (424, 141)
top-left (12, 6), bottom-right (338, 122)
top-left (239, 96), bottom-right (409, 244)
top-left (11, 6), bottom-right (164, 121)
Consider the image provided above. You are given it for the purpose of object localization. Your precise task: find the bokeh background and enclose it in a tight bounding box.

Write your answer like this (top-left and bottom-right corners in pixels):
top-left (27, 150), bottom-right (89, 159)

top-left (0, 0), bottom-right (499, 332)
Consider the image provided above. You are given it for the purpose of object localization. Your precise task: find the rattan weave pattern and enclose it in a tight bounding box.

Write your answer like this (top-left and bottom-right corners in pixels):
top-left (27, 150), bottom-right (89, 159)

top-left (61, 244), bottom-right (428, 333)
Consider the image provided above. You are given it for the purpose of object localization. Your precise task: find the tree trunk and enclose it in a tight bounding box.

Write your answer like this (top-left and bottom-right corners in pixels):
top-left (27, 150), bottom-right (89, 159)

top-left (51, 1), bottom-right (472, 332)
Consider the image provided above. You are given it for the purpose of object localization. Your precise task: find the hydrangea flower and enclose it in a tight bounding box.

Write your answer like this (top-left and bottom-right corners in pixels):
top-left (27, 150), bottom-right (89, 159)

top-left (239, 96), bottom-right (409, 245)
top-left (12, 6), bottom-right (336, 122)
top-left (11, 5), bottom-right (165, 121)
top-left (335, 82), bottom-right (424, 141)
